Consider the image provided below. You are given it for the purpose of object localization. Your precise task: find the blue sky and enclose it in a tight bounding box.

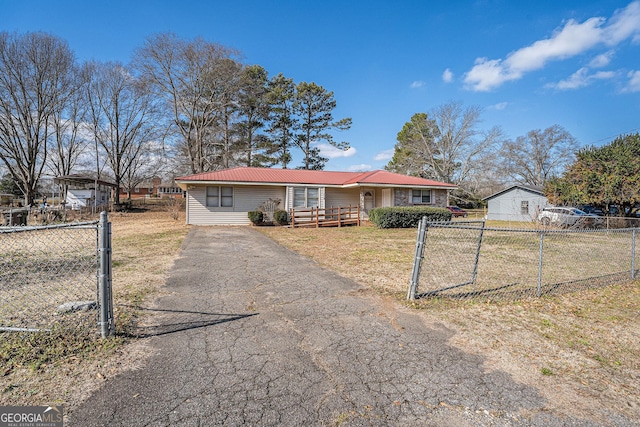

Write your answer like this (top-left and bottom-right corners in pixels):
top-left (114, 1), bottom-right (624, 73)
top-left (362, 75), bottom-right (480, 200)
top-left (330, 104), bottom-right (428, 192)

top-left (2, 0), bottom-right (639, 172)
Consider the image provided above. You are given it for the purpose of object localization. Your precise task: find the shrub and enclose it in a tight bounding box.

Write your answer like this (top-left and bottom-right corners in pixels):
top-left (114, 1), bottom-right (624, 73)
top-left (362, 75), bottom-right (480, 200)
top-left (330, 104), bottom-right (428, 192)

top-left (273, 209), bottom-right (289, 225)
top-left (247, 211), bottom-right (264, 225)
top-left (368, 206), bottom-right (452, 228)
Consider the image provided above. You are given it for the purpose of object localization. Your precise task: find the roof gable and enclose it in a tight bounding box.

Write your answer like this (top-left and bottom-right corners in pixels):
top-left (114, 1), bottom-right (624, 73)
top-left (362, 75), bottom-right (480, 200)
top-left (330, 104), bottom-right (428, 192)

top-left (483, 185), bottom-right (545, 201)
top-left (176, 167), bottom-right (456, 188)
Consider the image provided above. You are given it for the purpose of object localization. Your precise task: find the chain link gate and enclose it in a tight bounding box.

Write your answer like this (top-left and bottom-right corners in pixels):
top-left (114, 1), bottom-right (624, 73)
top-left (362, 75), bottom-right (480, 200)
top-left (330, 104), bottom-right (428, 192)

top-left (408, 218), bottom-right (640, 301)
top-left (0, 212), bottom-right (114, 337)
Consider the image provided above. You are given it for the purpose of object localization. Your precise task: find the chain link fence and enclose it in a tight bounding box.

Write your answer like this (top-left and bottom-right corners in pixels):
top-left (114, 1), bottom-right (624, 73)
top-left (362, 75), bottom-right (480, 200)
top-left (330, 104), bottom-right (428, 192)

top-left (0, 213), bottom-right (113, 336)
top-left (408, 219), bottom-right (639, 301)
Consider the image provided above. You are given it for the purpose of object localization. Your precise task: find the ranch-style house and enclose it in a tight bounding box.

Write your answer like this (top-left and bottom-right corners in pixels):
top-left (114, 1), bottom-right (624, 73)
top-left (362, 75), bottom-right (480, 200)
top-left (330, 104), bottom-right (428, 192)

top-left (175, 167), bottom-right (457, 226)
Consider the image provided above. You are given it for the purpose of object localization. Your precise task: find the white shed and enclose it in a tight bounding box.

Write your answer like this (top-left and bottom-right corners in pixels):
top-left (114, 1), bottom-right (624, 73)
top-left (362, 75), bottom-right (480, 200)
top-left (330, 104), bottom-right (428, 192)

top-left (483, 185), bottom-right (549, 222)
top-left (54, 174), bottom-right (117, 211)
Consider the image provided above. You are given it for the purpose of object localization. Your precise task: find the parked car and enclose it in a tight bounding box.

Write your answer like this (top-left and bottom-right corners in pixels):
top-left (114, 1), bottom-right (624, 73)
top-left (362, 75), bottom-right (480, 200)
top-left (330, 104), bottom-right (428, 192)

top-left (537, 207), bottom-right (602, 228)
top-left (447, 206), bottom-right (468, 218)
top-left (576, 205), bottom-right (604, 216)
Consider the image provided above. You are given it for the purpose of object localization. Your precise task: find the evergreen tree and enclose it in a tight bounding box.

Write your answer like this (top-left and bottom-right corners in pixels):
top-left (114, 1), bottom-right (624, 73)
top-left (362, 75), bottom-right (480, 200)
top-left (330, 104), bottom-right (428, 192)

top-left (546, 133), bottom-right (640, 215)
top-left (265, 74), bottom-right (295, 168)
top-left (236, 65), bottom-right (274, 167)
top-left (293, 82), bottom-right (351, 170)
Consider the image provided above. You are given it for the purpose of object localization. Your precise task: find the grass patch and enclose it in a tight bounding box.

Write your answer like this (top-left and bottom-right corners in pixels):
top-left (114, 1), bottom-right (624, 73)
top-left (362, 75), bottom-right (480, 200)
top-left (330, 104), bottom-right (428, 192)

top-left (541, 367), bottom-right (554, 376)
top-left (0, 327), bottom-right (123, 374)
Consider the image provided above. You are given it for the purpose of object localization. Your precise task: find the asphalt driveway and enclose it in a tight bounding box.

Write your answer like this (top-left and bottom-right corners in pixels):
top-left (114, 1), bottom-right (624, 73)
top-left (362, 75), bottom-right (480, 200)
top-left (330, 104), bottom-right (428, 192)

top-left (68, 227), bottom-right (607, 426)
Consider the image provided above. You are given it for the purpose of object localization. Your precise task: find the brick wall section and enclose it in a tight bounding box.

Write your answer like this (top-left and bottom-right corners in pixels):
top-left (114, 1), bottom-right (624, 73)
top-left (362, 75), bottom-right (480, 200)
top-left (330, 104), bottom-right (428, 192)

top-left (394, 188), bottom-right (448, 207)
top-left (394, 189), bottom-right (410, 206)
top-left (433, 189), bottom-right (448, 206)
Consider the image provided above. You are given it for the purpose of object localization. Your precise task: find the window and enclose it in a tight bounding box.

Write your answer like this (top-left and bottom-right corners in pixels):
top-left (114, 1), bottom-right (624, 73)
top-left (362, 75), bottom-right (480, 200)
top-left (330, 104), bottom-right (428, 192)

top-left (293, 187), bottom-right (319, 208)
top-left (206, 186), bottom-right (233, 207)
top-left (307, 188), bottom-right (318, 207)
top-left (220, 187), bottom-right (233, 207)
top-left (521, 201), bottom-right (529, 215)
top-left (412, 189), bottom-right (431, 204)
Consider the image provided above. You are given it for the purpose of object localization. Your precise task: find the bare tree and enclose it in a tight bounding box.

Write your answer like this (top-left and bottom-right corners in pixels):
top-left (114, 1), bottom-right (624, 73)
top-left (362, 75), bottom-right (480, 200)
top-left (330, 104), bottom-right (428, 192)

top-left (501, 124), bottom-right (578, 187)
top-left (120, 140), bottom-right (166, 200)
top-left (133, 33), bottom-right (240, 174)
top-left (387, 101), bottom-right (503, 198)
top-left (85, 61), bottom-right (161, 205)
top-left (0, 32), bottom-right (75, 206)
top-left (48, 65), bottom-right (91, 201)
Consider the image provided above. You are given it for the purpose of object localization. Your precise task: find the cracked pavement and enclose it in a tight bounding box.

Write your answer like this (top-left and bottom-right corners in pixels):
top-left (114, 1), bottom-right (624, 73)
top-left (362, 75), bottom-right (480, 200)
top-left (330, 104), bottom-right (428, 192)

top-left (68, 227), bottom-right (617, 426)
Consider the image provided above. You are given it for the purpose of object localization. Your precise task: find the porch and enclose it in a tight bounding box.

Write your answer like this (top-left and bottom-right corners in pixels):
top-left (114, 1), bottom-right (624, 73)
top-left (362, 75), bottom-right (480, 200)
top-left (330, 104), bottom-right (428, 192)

top-left (290, 206), bottom-right (361, 228)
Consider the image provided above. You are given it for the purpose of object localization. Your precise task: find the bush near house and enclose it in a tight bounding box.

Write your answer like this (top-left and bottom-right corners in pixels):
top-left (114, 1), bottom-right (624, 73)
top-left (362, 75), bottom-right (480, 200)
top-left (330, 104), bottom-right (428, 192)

top-left (273, 210), bottom-right (289, 225)
top-left (248, 211), bottom-right (264, 225)
top-left (368, 206), bottom-right (451, 228)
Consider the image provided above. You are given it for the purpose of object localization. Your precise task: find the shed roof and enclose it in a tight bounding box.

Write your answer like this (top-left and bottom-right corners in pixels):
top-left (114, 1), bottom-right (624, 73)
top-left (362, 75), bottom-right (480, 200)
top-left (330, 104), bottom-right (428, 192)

top-left (483, 185), bottom-right (545, 201)
top-left (54, 174), bottom-right (118, 188)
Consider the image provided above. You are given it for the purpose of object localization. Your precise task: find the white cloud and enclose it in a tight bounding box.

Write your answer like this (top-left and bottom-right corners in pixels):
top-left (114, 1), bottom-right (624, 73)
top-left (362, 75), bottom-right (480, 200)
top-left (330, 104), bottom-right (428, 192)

top-left (589, 50), bottom-right (615, 67)
top-left (442, 68), bottom-right (454, 83)
top-left (602, 0), bottom-right (640, 45)
top-left (464, 1), bottom-right (640, 91)
top-left (373, 149), bottom-right (395, 161)
top-left (347, 164), bottom-right (373, 172)
top-left (625, 70), bottom-right (640, 92)
top-left (410, 80), bottom-right (425, 89)
top-left (464, 57), bottom-right (515, 91)
top-left (316, 143), bottom-right (357, 159)
top-left (491, 102), bottom-right (508, 110)
top-left (550, 67), bottom-right (615, 90)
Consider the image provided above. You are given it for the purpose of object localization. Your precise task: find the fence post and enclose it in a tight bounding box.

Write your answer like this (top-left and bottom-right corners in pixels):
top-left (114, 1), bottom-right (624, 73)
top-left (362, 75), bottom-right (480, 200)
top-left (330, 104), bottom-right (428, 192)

top-left (537, 230), bottom-right (545, 297)
top-left (98, 211), bottom-right (114, 338)
top-left (469, 220), bottom-right (486, 287)
top-left (407, 216), bottom-right (428, 300)
top-left (632, 229), bottom-right (637, 280)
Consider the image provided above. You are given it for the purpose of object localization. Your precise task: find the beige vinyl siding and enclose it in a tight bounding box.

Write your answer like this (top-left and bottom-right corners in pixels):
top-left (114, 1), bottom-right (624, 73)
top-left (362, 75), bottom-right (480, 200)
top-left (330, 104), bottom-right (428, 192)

top-left (325, 187), bottom-right (359, 208)
top-left (186, 185), bottom-right (286, 225)
top-left (286, 186), bottom-right (326, 210)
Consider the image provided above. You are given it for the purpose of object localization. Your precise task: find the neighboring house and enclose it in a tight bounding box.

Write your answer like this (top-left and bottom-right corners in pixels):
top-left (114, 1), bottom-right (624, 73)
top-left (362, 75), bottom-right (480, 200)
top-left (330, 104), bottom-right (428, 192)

top-left (54, 174), bottom-right (117, 210)
top-left (175, 167), bottom-right (457, 226)
top-left (483, 185), bottom-right (549, 222)
top-left (119, 177), bottom-right (184, 200)
top-left (0, 193), bottom-right (13, 206)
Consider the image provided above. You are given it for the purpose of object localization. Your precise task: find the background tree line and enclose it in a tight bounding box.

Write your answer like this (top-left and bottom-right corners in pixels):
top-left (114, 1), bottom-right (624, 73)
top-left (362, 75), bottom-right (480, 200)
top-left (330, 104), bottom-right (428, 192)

top-left (385, 102), bottom-right (638, 215)
top-left (0, 31), bottom-right (351, 206)
top-left (385, 101), bottom-right (585, 207)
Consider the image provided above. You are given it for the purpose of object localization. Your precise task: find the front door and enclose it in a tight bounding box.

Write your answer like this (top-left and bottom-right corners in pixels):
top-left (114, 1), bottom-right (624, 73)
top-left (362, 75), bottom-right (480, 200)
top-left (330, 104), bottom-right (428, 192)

top-left (364, 190), bottom-right (374, 212)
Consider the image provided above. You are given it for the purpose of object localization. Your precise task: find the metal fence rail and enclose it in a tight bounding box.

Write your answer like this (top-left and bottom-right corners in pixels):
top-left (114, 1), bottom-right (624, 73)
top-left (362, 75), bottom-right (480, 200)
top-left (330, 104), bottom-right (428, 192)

top-left (0, 212), bottom-right (113, 336)
top-left (408, 220), bottom-right (639, 301)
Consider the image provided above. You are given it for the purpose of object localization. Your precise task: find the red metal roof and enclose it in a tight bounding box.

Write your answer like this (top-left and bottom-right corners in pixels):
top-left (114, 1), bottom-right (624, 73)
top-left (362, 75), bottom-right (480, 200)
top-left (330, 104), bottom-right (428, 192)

top-left (176, 167), bottom-right (456, 188)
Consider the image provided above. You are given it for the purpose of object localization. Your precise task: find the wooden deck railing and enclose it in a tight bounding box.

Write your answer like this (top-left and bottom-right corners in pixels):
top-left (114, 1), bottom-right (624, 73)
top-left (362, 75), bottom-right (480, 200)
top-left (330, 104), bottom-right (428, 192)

top-left (290, 206), bottom-right (361, 228)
